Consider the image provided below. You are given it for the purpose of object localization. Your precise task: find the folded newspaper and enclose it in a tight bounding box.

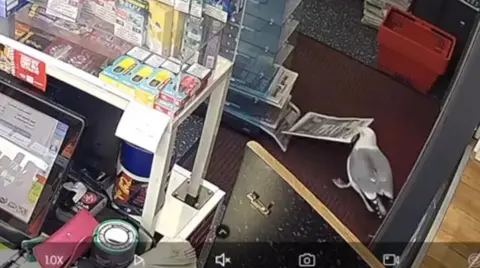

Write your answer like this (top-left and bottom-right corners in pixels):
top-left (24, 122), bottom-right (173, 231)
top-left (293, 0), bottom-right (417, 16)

top-left (225, 102), bottom-right (301, 152)
top-left (283, 112), bottom-right (374, 143)
top-left (229, 66), bottom-right (297, 108)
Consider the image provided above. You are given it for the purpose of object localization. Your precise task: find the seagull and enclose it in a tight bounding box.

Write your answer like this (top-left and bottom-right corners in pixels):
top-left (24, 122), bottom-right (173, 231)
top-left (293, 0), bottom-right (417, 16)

top-left (332, 126), bottom-right (394, 218)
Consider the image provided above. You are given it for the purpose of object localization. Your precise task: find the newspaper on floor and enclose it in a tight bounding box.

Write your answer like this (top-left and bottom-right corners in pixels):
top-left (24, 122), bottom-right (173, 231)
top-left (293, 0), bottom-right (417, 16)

top-left (282, 112), bottom-right (374, 143)
top-left (225, 102), bottom-right (301, 152)
top-left (265, 68), bottom-right (298, 108)
top-left (262, 102), bottom-right (301, 152)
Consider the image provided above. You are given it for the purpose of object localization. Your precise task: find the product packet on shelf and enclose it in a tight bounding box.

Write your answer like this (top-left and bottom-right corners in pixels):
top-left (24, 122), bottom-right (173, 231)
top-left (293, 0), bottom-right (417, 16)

top-left (65, 47), bottom-right (108, 76)
top-left (170, 10), bottom-right (186, 58)
top-left (114, 0), bottom-right (148, 46)
top-left (83, 0), bottom-right (116, 25)
top-left (26, 4), bottom-right (56, 23)
top-left (86, 31), bottom-right (133, 59)
top-left (65, 46), bottom-right (95, 69)
top-left (83, 53), bottom-right (110, 76)
top-left (44, 38), bottom-right (78, 60)
top-left (126, 46), bottom-right (151, 62)
top-left (199, 19), bottom-right (222, 69)
top-left (161, 57), bottom-right (188, 75)
top-left (52, 19), bottom-right (93, 36)
top-left (190, 0), bottom-right (203, 17)
top-left (159, 75), bottom-right (190, 106)
top-left (19, 28), bottom-right (56, 51)
top-left (0, 45), bottom-right (15, 75)
top-left (137, 68), bottom-right (173, 107)
top-left (124, 64), bottom-right (156, 106)
top-left (186, 63), bottom-right (211, 89)
top-left (99, 55), bottom-right (140, 94)
top-left (15, 22), bottom-right (31, 40)
top-left (181, 16), bottom-right (205, 64)
top-left (174, 0), bottom-right (190, 13)
top-left (146, 0), bottom-right (173, 57)
top-left (79, 4), bottom-right (115, 33)
top-left (21, 4), bottom-right (94, 40)
top-left (154, 98), bottom-right (182, 117)
top-left (172, 74), bottom-right (201, 104)
top-left (204, 0), bottom-right (233, 22)
top-left (144, 53), bottom-right (167, 68)
top-left (46, 0), bottom-right (86, 22)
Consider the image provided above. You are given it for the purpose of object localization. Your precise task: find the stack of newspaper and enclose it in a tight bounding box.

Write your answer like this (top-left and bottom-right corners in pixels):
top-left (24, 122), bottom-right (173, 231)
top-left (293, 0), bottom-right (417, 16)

top-left (361, 0), bottom-right (412, 28)
top-left (225, 66), bottom-right (300, 152)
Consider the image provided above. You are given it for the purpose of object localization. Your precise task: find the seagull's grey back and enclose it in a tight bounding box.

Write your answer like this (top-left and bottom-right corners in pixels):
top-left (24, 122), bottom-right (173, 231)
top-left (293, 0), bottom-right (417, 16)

top-left (348, 147), bottom-right (393, 198)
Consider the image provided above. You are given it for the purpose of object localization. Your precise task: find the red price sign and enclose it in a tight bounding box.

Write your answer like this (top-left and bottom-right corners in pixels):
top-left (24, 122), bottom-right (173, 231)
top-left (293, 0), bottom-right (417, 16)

top-left (14, 51), bottom-right (46, 91)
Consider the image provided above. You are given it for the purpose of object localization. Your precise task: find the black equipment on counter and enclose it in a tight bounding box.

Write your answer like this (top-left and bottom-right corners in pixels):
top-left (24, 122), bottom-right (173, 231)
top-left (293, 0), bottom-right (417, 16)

top-left (55, 179), bottom-right (108, 222)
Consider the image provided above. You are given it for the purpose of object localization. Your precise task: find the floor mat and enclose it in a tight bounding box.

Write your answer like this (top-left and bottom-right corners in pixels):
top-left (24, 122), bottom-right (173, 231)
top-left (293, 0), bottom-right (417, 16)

top-left (187, 34), bottom-right (441, 243)
top-left (298, 0), bottom-right (378, 66)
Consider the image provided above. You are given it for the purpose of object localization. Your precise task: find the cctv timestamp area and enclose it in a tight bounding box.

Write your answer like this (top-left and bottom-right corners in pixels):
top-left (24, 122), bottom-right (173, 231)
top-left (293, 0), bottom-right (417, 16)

top-left (203, 242), bottom-right (371, 268)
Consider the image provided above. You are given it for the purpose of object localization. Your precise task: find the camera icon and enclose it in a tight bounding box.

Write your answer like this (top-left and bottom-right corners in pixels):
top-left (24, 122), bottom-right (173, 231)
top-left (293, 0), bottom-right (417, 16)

top-left (382, 254), bottom-right (400, 266)
top-left (298, 253), bottom-right (316, 267)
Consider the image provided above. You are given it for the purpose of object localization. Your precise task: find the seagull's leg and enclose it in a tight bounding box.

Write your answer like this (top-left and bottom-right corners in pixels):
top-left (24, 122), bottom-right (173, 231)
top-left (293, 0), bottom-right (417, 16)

top-left (351, 183), bottom-right (375, 212)
top-left (332, 178), bottom-right (351, 189)
top-left (358, 192), bottom-right (375, 213)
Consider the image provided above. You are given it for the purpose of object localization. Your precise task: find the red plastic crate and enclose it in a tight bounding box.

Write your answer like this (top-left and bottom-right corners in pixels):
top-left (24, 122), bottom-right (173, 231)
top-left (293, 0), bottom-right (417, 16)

top-left (377, 8), bottom-right (456, 93)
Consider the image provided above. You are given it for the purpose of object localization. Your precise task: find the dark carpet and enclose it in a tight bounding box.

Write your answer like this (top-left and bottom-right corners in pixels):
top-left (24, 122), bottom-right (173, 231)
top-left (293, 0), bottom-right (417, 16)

top-left (188, 34), bottom-right (441, 244)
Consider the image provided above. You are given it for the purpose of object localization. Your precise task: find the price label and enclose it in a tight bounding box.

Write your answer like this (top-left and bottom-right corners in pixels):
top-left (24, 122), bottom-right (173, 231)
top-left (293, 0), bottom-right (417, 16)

top-left (14, 51), bottom-right (46, 91)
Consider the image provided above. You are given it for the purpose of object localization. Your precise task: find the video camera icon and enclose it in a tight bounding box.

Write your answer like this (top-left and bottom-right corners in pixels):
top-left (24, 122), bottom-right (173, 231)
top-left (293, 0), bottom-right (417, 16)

top-left (215, 253), bottom-right (231, 267)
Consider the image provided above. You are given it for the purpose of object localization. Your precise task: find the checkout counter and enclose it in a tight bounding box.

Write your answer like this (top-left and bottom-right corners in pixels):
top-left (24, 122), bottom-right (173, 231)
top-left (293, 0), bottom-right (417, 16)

top-left (0, 74), bottom-right (386, 267)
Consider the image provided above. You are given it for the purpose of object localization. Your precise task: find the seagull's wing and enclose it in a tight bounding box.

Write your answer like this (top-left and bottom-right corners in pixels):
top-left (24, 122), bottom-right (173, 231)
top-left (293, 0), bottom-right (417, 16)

top-left (347, 148), bottom-right (378, 200)
top-left (348, 147), bottom-right (394, 199)
top-left (366, 147), bottom-right (394, 199)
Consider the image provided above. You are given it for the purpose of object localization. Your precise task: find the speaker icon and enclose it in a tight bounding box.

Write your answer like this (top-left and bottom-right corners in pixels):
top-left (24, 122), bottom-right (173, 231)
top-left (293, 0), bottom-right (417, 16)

top-left (215, 253), bottom-right (231, 267)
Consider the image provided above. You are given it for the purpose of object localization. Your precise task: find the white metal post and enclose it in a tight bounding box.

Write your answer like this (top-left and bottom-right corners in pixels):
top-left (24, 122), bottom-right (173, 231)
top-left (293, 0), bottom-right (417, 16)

top-left (185, 70), bottom-right (232, 199)
top-left (141, 125), bottom-right (177, 233)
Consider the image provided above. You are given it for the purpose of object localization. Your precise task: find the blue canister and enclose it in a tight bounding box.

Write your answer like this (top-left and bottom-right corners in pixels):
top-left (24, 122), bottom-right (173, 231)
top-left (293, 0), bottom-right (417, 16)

top-left (119, 142), bottom-right (153, 178)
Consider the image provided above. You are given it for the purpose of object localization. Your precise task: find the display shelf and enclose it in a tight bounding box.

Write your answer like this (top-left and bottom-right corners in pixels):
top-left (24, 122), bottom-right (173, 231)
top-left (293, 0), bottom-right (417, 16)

top-left (0, 4), bottom-right (235, 235)
top-left (226, 17), bottom-right (299, 56)
top-left (0, 20), bottom-right (232, 127)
